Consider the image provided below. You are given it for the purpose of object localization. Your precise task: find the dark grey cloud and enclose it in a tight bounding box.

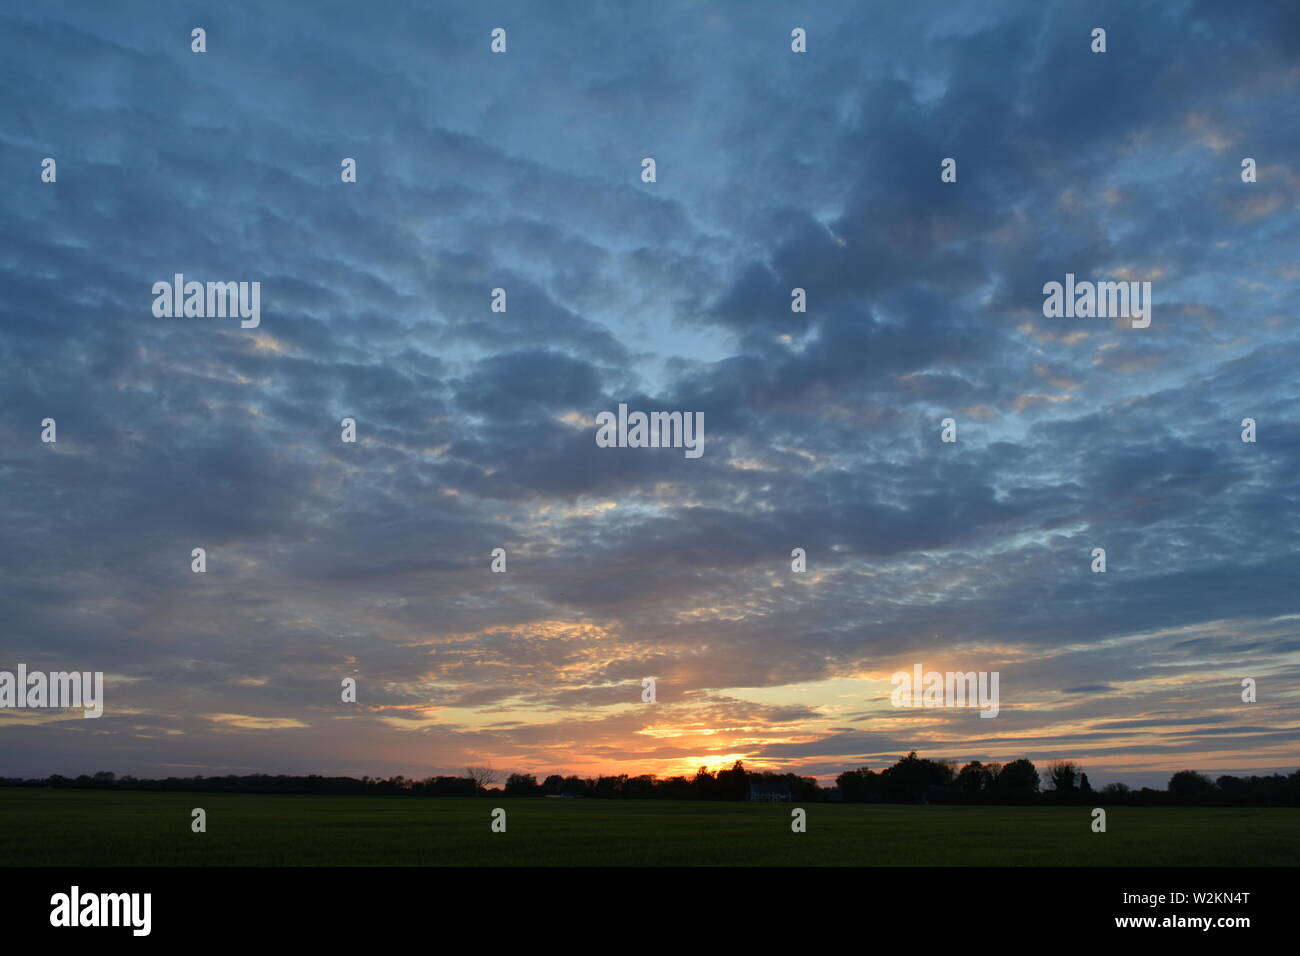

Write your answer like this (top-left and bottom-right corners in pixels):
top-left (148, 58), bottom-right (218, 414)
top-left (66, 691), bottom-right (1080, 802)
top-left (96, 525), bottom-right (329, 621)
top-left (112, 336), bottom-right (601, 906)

top-left (0, 0), bottom-right (1297, 784)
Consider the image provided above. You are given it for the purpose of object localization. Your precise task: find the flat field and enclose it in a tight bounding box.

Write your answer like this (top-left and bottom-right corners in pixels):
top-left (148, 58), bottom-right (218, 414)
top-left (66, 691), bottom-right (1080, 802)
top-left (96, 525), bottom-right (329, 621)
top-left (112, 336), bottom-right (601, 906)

top-left (1, 789), bottom-right (1295, 866)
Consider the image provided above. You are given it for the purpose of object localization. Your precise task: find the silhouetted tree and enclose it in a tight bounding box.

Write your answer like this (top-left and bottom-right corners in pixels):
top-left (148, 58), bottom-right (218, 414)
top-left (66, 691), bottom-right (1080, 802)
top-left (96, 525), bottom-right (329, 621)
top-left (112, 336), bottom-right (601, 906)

top-left (691, 766), bottom-right (717, 800)
top-left (1044, 761), bottom-right (1080, 803)
top-left (1167, 770), bottom-right (1214, 804)
top-left (956, 761), bottom-right (995, 802)
top-left (1098, 781), bottom-right (1130, 804)
top-left (465, 765), bottom-right (499, 793)
top-left (504, 773), bottom-right (541, 796)
top-left (716, 761), bottom-right (748, 801)
top-left (9, 756), bottom-right (1294, 806)
top-left (993, 759), bottom-right (1039, 803)
top-left (836, 766), bottom-right (884, 802)
top-left (881, 752), bottom-right (953, 803)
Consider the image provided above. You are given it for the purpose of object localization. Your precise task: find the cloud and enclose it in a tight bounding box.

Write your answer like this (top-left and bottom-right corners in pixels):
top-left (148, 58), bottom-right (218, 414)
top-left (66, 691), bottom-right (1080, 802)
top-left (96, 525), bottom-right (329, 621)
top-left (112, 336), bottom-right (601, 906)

top-left (0, 0), bottom-right (1297, 784)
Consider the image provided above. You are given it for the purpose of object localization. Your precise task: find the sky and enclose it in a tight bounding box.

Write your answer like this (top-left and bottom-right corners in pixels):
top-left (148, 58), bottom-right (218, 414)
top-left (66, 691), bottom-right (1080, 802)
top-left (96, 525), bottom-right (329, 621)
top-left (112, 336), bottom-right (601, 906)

top-left (1, 0), bottom-right (1298, 790)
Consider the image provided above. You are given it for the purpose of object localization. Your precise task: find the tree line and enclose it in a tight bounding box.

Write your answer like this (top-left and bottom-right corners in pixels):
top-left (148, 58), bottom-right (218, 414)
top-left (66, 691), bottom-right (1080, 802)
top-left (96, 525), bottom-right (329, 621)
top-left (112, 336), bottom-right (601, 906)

top-left (4, 752), bottom-right (1297, 807)
top-left (835, 753), bottom-right (1300, 807)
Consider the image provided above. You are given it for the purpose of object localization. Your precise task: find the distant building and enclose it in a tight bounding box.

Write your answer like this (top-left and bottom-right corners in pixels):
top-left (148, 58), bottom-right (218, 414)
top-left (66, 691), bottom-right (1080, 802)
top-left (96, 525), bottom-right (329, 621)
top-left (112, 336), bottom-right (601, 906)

top-left (747, 781), bottom-right (792, 802)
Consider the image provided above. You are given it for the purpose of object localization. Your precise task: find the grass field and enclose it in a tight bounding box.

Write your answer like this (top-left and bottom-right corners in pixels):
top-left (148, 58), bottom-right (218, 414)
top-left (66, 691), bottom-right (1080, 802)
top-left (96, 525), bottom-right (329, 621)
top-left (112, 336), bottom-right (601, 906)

top-left (1, 789), bottom-right (1296, 866)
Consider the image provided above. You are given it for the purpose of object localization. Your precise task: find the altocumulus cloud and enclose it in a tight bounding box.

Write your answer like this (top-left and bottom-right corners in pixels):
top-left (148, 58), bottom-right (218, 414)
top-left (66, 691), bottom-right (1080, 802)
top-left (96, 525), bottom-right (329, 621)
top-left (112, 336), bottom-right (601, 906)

top-left (0, 0), bottom-right (1297, 784)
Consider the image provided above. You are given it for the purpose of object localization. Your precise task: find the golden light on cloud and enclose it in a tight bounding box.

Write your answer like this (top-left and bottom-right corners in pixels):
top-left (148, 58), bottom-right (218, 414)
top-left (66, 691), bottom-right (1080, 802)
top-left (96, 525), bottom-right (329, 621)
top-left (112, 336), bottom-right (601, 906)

top-left (665, 753), bottom-right (756, 776)
top-left (534, 500), bottom-right (618, 520)
top-left (558, 410), bottom-right (598, 428)
top-left (204, 713), bottom-right (310, 731)
top-left (728, 457), bottom-right (778, 472)
top-left (377, 714), bottom-right (441, 731)
top-left (250, 333), bottom-right (285, 352)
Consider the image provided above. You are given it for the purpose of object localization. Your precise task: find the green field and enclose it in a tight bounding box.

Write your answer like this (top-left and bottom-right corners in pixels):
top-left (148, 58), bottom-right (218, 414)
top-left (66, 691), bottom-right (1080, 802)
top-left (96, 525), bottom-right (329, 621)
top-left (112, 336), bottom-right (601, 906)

top-left (1, 789), bottom-right (1296, 866)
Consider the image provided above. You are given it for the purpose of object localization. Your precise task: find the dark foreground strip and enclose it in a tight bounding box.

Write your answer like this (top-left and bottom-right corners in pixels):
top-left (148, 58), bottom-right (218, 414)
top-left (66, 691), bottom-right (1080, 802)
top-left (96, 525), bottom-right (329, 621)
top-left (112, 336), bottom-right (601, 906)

top-left (0, 865), bottom-right (1279, 941)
